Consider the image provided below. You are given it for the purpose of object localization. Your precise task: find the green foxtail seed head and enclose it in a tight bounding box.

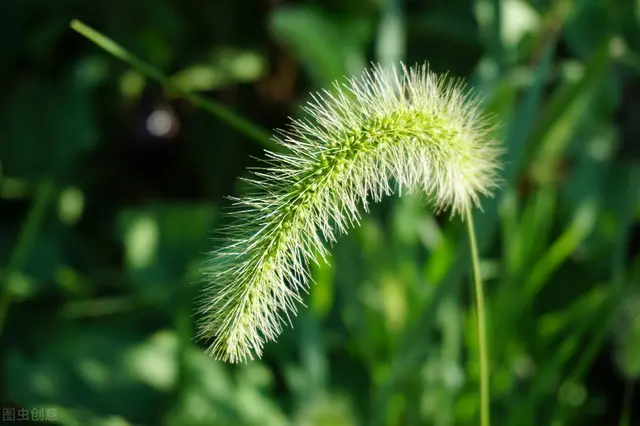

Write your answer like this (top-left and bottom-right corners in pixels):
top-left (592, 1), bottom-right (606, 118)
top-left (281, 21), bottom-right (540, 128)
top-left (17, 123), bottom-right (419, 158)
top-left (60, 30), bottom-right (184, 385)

top-left (199, 63), bottom-right (502, 362)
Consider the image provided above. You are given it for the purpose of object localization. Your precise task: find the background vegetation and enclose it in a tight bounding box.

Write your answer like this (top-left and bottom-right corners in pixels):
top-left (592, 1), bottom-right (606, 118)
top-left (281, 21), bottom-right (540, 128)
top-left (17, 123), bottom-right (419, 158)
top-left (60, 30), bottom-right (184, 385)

top-left (1, 0), bottom-right (639, 425)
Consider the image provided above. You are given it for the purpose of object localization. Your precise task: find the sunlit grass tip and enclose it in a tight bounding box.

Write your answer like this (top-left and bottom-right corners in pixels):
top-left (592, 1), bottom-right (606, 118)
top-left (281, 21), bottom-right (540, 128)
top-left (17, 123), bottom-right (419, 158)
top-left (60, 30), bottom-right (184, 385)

top-left (198, 62), bottom-right (502, 363)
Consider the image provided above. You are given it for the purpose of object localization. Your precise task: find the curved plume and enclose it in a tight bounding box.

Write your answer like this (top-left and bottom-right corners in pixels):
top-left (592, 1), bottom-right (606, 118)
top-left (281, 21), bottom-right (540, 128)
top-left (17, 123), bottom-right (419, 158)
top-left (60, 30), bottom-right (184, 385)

top-left (199, 63), bottom-right (502, 362)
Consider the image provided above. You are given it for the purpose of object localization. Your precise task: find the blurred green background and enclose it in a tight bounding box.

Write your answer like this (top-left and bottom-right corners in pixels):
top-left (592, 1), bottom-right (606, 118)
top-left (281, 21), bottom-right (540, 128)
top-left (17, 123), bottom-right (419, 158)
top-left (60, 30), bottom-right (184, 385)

top-left (1, 0), bottom-right (640, 425)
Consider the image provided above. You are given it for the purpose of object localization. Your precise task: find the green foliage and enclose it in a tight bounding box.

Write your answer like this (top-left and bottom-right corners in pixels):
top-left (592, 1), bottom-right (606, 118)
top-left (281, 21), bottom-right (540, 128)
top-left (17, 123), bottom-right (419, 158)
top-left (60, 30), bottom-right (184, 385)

top-left (1, 0), bottom-right (639, 425)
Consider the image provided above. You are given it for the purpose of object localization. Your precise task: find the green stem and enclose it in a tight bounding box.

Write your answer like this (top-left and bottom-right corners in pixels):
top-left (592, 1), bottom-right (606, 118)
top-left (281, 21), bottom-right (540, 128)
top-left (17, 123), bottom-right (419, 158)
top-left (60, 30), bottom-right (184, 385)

top-left (69, 19), bottom-right (278, 151)
top-left (0, 177), bottom-right (55, 337)
top-left (491, 0), bottom-right (505, 75)
top-left (466, 205), bottom-right (490, 426)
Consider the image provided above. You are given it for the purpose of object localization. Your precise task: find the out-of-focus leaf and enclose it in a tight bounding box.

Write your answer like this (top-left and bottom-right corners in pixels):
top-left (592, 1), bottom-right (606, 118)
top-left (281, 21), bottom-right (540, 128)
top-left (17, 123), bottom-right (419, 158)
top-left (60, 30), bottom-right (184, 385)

top-left (116, 203), bottom-right (216, 307)
top-left (564, 0), bottom-right (613, 58)
top-left (5, 323), bottom-right (161, 425)
top-left (167, 347), bottom-right (288, 426)
top-left (0, 78), bottom-right (97, 178)
top-left (268, 6), bottom-right (351, 86)
top-left (530, 41), bottom-right (610, 173)
top-left (171, 48), bottom-right (267, 93)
